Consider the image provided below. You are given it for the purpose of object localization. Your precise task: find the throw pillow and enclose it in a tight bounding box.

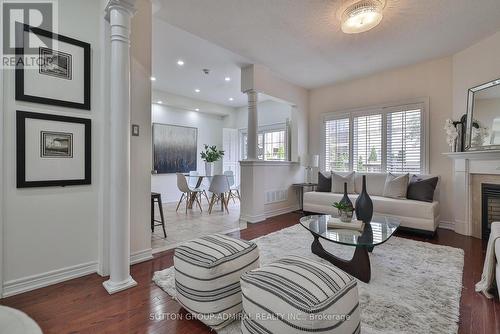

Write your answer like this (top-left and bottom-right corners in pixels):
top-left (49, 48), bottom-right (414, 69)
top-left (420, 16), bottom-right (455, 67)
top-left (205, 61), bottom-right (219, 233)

top-left (383, 173), bottom-right (409, 199)
top-left (331, 172), bottom-right (355, 193)
top-left (407, 175), bottom-right (439, 202)
top-left (316, 172), bottom-right (332, 192)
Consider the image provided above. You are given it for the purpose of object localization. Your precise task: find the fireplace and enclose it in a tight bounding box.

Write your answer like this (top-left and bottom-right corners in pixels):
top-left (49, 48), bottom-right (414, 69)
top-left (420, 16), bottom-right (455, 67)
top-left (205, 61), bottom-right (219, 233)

top-left (482, 183), bottom-right (500, 239)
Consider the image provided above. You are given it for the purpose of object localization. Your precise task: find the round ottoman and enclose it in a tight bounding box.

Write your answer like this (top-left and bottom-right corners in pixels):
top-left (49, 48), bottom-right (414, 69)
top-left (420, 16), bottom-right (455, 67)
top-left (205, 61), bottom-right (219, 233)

top-left (240, 255), bottom-right (360, 334)
top-left (174, 234), bottom-right (259, 330)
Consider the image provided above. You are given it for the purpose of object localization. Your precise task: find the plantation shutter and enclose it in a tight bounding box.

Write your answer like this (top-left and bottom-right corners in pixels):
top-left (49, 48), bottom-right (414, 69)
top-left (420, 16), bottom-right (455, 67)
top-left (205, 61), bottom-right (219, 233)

top-left (386, 107), bottom-right (423, 173)
top-left (324, 118), bottom-right (350, 172)
top-left (353, 114), bottom-right (383, 173)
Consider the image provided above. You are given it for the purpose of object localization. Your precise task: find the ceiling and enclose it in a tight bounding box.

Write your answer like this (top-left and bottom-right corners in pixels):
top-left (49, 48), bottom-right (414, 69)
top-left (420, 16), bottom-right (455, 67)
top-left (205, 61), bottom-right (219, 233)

top-left (152, 18), bottom-right (251, 107)
top-left (155, 0), bottom-right (500, 89)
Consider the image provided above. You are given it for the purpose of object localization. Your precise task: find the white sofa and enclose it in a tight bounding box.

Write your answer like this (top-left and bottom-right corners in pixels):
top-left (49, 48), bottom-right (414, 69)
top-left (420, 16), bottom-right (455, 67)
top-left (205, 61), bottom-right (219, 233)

top-left (303, 173), bottom-right (440, 235)
top-left (495, 225), bottom-right (500, 291)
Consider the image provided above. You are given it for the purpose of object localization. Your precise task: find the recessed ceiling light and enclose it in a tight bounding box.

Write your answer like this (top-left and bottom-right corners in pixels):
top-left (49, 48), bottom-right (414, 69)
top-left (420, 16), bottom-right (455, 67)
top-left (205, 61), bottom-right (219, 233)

top-left (150, 76), bottom-right (156, 81)
top-left (225, 77), bottom-right (231, 82)
top-left (195, 108), bottom-right (200, 112)
top-left (157, 100), bottom-right (163, 104)
top-left (194, 89), bottom-right (200, 93)
top-left (177, 59), bottom-right (185, 66)
top-left (228, 97), bottom-right (234, 101)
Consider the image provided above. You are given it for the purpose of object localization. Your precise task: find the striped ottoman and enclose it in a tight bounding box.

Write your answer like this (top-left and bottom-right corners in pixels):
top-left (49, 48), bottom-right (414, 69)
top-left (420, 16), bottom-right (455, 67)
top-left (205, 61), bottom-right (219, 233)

top-left (240, 256), bottom-right (360, 334)
top-left (174, 234), bottom-right (259, 329)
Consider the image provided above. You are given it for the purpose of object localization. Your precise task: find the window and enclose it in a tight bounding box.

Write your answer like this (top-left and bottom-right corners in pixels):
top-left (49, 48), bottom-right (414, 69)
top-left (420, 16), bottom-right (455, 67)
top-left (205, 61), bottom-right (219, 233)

top-left (323, 102), bottom-right (426, 174)
top-left (240, 124), bottom-right (288, 161)
top-left (353, 114), bottom-right (382, 172)
top-left (324, 118), bottom-right (350, 171)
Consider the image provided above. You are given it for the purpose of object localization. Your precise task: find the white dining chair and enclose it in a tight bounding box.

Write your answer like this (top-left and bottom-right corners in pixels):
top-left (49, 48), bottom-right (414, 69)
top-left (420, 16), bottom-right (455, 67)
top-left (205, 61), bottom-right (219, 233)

top-left (224, 170), bottom-right (240, 203)
top-left (176, 173), bottom-right (203, 213)
top-left (208, 174), bottom-right (230, 214)
top-left (189, 171), bottom-right (210, 204)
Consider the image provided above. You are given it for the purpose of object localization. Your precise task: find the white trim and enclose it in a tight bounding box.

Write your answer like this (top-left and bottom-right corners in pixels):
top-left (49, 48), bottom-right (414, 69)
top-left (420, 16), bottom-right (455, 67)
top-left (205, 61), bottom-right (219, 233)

top-left (443, 150), bottom-right (500, 160)
top-left (239, 160), bottom-right (299, 167)
top-left (2, 262), bottom-right (98, 298)
top-left (130, 248), bottom-right (153, 265)
top-left (240, 213), bottom-right (267, 224)
top-left (0, 2), bottom-right (4, 298)
top-left (264, 205), bottom-right (300, 219)
top-left (439, 221), bottom-right (455, 231)
top-left (320, 97), bottom-right (430, 174)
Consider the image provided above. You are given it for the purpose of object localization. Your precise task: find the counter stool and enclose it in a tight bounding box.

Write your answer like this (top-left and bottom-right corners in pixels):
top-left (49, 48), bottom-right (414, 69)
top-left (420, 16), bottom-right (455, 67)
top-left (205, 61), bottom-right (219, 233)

top-left (151, 192), bottom-right (166, 238)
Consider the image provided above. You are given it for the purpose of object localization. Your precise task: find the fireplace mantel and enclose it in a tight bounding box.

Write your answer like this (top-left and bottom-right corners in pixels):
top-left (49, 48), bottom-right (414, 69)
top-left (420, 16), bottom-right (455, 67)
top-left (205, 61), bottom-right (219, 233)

top-left (443, 150), bottom-right (500, 160)
top-left (444, 151), bottom-right (500, 237)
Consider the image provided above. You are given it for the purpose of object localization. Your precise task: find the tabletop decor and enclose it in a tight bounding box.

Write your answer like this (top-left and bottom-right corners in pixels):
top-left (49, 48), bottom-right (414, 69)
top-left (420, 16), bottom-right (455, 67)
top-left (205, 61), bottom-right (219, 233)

top-left (200, 144), bottom-right (224, 176)
top-left (355, 175), bottom-right (373, 222)
top-left (16, 110), bottom-right (91, 188)
top-left (15, 24), bottom-right (91, 110)
top-left (332, 201), bottom-right (354, 223)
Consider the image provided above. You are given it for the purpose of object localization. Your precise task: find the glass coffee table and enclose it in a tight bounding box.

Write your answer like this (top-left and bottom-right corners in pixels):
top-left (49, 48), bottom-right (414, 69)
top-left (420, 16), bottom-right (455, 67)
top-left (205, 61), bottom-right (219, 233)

top-left (300, 215), bottom-right (400, 283)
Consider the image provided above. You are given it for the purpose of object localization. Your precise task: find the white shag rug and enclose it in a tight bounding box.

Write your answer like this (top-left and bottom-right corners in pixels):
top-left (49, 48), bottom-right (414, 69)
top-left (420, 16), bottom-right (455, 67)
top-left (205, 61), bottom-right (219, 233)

top-left (153, 224), bottom-right (464, 334)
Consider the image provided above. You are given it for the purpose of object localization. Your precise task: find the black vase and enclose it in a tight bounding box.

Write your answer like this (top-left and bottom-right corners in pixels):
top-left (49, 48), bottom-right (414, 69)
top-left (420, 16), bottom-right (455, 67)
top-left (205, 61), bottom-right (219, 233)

top-left (355, 175), bottom-right (373, 222)
top-left (339, 182), bottom-right (353, 208)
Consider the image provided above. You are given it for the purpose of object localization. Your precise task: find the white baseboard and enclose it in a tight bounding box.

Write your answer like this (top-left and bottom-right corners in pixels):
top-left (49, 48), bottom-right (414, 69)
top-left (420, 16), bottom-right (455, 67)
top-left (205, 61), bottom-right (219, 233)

top-left (130, 248), bottom-right (153, 265)
top-left (240, 213), bottom-right (267, 223)
top-left (264, 205), bottom-right (300, 219)
top-left (439, 220), bottom-right (455, 231)
top-left (2, 261), bottom-right (98, 298)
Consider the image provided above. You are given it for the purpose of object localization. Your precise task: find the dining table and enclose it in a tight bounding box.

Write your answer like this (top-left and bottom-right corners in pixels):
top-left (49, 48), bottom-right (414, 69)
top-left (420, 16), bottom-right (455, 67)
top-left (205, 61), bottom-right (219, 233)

top-left (183, 174), bottom-right (226, 212)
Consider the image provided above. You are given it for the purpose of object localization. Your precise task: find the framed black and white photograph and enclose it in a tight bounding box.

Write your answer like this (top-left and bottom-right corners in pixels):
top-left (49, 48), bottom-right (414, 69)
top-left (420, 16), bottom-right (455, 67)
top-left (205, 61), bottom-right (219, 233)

top-left (15, 24), bottom-right (91, 110)
top-left (17, 111), bottom-right (91, 188)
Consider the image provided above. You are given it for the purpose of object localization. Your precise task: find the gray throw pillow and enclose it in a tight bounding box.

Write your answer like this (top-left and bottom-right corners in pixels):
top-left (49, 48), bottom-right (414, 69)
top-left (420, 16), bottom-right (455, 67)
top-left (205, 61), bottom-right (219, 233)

top-left (331, 172), bottom-right (355, 193)
top-left (383, 173), bottom-right (409, 199)
top-left (407, 175), bottom-right (438, 202)
top-left (317, 172), bottom-right (332, 192)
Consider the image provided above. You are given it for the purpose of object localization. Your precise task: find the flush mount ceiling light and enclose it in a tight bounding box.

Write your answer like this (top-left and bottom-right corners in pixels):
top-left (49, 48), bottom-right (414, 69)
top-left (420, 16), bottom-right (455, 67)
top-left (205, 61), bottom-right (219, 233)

top-left (150, 76), bottom-right (156, 81)
top-left (194, 88), bottom-right (200, 93)
top-left (337, 0), bottom-right (386, 34)
top-left (177, 59), bottom-right (185, 66)
top-left (225, 77), bottom-right (231, 82)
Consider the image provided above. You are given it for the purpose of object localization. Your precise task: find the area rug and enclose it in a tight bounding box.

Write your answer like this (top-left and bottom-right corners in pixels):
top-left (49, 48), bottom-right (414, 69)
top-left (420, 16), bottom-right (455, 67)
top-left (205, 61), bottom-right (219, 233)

top-left (153, 224), bottom-right (464, 334)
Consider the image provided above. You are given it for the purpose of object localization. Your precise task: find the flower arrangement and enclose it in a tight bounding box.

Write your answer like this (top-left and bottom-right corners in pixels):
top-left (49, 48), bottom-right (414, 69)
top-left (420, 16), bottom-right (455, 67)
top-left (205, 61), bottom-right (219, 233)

top-left (333, 202), bottom-right (354, 222)
top-left (200, 144), bottom-right (224, 163)
top-left (444, 119), bottom-right (459, 148)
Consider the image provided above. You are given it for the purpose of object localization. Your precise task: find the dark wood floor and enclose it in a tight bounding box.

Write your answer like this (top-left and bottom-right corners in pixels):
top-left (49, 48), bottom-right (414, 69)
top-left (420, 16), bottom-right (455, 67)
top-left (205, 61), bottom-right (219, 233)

top-left (1, 212), bottom-right (499, 334)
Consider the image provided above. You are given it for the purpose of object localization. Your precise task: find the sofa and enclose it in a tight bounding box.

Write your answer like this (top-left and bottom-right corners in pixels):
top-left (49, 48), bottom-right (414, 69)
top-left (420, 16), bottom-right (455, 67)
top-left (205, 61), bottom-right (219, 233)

top-left (496, 224), bottom-right (500, 291)
top-left (303, 172), bottom-right (440, 236)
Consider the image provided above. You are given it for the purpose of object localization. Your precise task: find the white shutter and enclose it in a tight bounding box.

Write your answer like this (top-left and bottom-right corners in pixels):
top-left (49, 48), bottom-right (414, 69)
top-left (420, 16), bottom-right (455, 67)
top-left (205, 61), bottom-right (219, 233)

top-left (324, 118), bottom-right (350, 172)
top-left (386, 108), bottom-right (423, 173)
top-left (353, 114), bottom-right (382, 173)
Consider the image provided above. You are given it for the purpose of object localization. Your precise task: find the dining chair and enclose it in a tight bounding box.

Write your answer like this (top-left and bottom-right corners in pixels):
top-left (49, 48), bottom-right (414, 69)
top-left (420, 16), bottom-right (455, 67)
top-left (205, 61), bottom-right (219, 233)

top-left (189, 171), bottom-right (210, 204)
top-left (176, 173), bottom-right (203, 213)
top-left (224, 170), bottom-right (240, 203)
top-left (208, 174), bottom-right (230, 214)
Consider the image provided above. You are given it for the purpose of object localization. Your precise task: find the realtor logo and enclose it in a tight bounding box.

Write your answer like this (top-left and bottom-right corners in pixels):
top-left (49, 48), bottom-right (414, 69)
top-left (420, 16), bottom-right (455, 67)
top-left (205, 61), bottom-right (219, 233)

top-left (2, 1), bottom-right (56, 55)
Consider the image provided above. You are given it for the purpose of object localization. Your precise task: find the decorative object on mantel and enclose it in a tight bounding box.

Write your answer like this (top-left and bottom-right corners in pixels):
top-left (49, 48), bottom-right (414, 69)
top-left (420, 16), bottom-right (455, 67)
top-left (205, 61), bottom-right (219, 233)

top-left (355, 175), bottom-right (373, 222)
top-left (301, 154), bottom-right (319, 183)
top-left (200, 144), bottom-right (224, 176)
top-left (444, 119), bottom-right (459, 152)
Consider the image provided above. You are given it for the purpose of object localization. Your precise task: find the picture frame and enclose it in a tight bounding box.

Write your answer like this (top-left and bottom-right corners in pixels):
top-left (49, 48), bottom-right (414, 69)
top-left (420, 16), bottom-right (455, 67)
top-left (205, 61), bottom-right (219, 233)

top-left (17, 111), bottom-right (91, 188)
top-left (15, 23), bottom-right (91, 110)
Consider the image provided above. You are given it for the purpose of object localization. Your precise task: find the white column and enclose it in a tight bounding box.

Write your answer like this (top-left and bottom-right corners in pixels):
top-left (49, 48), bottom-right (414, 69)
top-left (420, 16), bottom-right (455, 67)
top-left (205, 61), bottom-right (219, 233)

top-left (103, 0), bottom-right (137, 294)
top-left (246, 89), bottom-right (258, 160)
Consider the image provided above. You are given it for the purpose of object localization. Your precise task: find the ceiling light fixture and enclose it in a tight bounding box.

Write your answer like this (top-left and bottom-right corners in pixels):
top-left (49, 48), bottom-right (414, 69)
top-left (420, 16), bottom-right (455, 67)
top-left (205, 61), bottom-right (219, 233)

top-left (194, 89), bottom-right (200, 93)
top-left (228, 97), bottom-right (234, 101)
top-left (195, 108), bottom-right (200, 112)
top-left (157, 100), bottom-right (163, 104)
top-left (150, 76), bottom-right (156, 81)
top-left (177, 59), bottom-right (185, 66)
top-left (225, 77), bottom-right (231, 82)
top-left (337, 0), bottom-right (385, 34)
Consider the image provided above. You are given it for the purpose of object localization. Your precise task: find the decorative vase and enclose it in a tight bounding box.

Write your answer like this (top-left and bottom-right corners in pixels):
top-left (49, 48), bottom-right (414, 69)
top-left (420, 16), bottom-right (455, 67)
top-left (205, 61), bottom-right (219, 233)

top-left (339, 182), bottom-right (353, 208)
top-left (205, 162), bottom-right (214, 176)
top-left (355, 175), bottom-right (373, 222)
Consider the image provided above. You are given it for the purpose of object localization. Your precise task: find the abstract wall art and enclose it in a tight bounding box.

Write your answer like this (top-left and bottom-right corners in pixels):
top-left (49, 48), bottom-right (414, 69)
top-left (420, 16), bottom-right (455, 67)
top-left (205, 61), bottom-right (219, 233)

top-left (153, 123), bottom-right (197, 174)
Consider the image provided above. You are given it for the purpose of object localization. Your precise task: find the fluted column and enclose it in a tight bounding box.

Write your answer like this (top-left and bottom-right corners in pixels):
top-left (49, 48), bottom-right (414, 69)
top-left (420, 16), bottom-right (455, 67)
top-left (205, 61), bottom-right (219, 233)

top-left (246, 89), bottom-right (258, 160)
top-left (103, 0), bottom-right (137, 294)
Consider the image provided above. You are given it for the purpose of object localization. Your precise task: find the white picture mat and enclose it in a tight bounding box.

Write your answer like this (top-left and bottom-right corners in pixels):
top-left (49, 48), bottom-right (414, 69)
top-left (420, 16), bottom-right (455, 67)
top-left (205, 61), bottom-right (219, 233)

top-left (23, 30), bottom-right (85, 104)
top-left (25, 118), bottom-right (85, 181)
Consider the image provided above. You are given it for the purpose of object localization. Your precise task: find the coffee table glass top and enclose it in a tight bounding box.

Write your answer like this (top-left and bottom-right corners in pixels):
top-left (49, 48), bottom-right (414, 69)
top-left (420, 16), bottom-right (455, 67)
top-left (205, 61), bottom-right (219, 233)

top-left (300, 215), bottom-right (400, 247)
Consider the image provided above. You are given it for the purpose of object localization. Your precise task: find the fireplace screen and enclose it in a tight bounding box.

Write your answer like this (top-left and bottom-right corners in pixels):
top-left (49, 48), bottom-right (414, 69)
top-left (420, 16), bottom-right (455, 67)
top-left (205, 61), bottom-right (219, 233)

top-left (482, 183), bottom-right (500, 239)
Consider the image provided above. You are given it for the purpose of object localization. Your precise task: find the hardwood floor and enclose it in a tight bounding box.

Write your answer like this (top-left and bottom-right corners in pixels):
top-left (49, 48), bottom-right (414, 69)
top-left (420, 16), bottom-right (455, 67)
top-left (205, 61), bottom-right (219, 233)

top-left (1, 212), bottom-right (499, 334)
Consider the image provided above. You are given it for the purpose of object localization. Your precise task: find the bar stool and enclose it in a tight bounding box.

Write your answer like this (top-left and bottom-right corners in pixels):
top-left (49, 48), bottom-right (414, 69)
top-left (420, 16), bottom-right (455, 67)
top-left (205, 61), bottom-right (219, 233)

top-left (151, 192), bottom-right (166, 238)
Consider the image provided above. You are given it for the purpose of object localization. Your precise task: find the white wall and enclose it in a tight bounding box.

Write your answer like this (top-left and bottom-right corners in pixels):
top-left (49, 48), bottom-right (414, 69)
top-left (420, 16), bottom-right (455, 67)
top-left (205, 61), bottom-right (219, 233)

top-left (151, 100), bottom-right (227, 203)
top-left (224, 100), bottom-right (292, 129)
top-left (309, 57), bottom-right (454, 224)
top-left (2, 0), bottom-right (104, 295)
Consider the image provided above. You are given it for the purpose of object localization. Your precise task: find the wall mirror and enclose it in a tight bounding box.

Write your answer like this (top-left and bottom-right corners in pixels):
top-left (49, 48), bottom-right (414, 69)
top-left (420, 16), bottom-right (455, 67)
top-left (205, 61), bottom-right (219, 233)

top-left (465, 78), bottom-right (500, 151)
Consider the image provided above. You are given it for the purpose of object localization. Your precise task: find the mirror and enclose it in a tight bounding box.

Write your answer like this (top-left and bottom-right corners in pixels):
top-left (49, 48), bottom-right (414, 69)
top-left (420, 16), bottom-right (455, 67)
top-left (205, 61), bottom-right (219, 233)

top-left (465, 78), bottom-right (500, 151)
